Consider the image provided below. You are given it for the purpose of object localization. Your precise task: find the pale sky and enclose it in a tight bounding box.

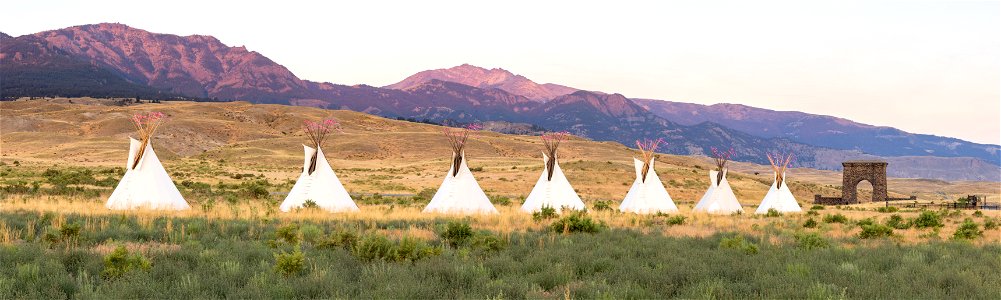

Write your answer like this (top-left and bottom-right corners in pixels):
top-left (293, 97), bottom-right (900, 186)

top-left (3, 0), bottom-right (999, 144)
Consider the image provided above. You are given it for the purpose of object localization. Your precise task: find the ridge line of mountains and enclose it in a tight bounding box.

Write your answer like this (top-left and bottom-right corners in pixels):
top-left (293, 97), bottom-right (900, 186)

top-left (2, 23), bottom-right (998, 181)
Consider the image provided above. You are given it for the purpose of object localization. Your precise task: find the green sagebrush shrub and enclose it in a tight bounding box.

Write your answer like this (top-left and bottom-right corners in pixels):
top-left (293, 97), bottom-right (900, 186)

top-left (719, 235), bottom-right (758, 255)
top-left (274, 247), bottom-right (305, 277)
top-left (794, 232), bottom-right (830, 250)
top-left (550, 211), bottom-right (605, 234)
top-left (592, 200), bottom-right (612, 212)
top-left (489, 195), bottom-right (512, 206)
top-left (316, 230), bottom-right (359, 250)
top-left (823, 213), bottom-right (848, 224)
top-left (102, 246), bottom-right (151, 280)
top-left (440, 221), bottom-right (474, 248)
top-left (352, 234), bottom-right (441, 262)
top-left (664, 214), bottom-right (686, 226)
top-left (764, 209), bottom-right (782, 217)
top-left (913, 211), bottom-right (944, 229)
top-left (952, 219), bottom-right (983, 240)
top-left (858, 223), bottom-right (893, 239)
top-left (876, 206), bottom-right (899, 213)
top-left (274, 223), bottom-right (299, 245)
top-left (803, 218), bottom-right (818, 228)
top-left (532, 206), bottom-right (558, 222)
top-left (984, 218), bottom-right (999, 230)
top-left (886, 214), bottom-right (912, 229)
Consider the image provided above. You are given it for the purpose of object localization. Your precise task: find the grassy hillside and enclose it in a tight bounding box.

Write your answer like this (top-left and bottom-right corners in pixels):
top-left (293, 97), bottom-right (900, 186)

top-left (2, 98), bottom-right (1000, 298)
top-left (3, 98), bottom-right (996, 204)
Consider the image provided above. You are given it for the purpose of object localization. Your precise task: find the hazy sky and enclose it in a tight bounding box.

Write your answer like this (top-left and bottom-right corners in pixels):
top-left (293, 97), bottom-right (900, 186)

top-left (3, 0), bottom-right (999, 144)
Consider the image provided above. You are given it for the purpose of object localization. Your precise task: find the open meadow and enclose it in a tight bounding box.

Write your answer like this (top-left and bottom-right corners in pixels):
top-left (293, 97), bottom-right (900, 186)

top-left (2, 99), bottom-right (1000, 298)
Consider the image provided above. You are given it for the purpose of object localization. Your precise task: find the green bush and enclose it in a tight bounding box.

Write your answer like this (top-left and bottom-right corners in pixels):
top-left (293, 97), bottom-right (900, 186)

top-left (592, 200), bottom-right (612, 212)
top-left (823, 214), bottom-right (848, 224)
top-left (952, 219), bottom-right (983, 240)
top-left (856, 218), bottom-right (876, 227)
top-left (810, 205), bottom-right (825, 210)
top-left (101, 246), bottom-right (151, 279)
top-left (299, 224), bottom-right (324, 244)
top-left (664, 215), bottom-right (686, 226)
top-left (719, 235), bottom-right (758, 255)
top-left (858, 224), bottom-right (893, 239)
top-left (274, 224), bottom-right (300, 245)
top-left (806, 210), bottom-right (819, 216)
top-left (803, 218), bottom-right (818, 228)
top-left (301, 200), bottom-right (319, 210)
top-left (274, 247), bottom-right (305, 277)
top-left (973, 210), bottom-right (984, 217)
top-left (794, 232), bottom-right (829, 250)
top-left (532, 206), bottom-right (558, 222)
top-left (984, 219), bottom-right (998, 230)
top-left (550, 211), bottom-right (604, 234)
top-left (886, 214), bottom-right (912, 229)
top-left (411, 188), bottom-right (436, 203)
top-left (490, 195), bottom-right (512, 206)
top-left (876, 206), bottom-right (899, 213)
top-left (352, 234), bottom-right (440, 262)
top-left (440, 221), bottom-right (474, 248)
top-left (913, 211), bottom-right (944, 229)
top-left (317, 230), bottom-right (359, 250)
top-left (471, 232), bottom-right (508, 253)
top-left (764, 209), bottom-right (782, 217)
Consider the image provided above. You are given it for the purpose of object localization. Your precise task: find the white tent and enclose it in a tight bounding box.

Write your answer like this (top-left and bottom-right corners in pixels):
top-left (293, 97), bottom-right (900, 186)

top-left (106, 137), bottom-right (190, 210)
top-left (521, 153), bottom-right (586, 213)
top-left (693, 169), bottom-right (743, 214)
top-left (423, 152), bottom-right (498, 214)
top-left (280, 145), bottom-right (359, 212)
top-left (755, 172), bottom-right (801, 213)
top-left (620, 158), bottom-right (679, 214)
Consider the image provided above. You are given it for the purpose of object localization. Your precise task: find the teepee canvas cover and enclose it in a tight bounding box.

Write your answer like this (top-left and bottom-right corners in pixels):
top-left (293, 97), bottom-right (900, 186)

top-left (280, 145), bottom-right (359, 212)
top-left (424, 125), bottom-right (498, 214)
top-left (280, 119), bottom-right (359, 212)
top-left (107, 112), bottom-right (190, 210)
top-left (693, 147), bottom-right (742, 214)
top-left (693, 169), bottom-right (743, 214)
top-left (620, 139), bottom-right (678, 214)
top-left (755, 153), bottom-right (801, 213)
top-left (521, 132), bottom-right (585, 213)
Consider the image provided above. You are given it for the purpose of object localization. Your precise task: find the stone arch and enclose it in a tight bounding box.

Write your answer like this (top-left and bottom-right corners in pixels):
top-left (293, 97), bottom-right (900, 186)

top-left (853, 179), bottom-right (874, 202)
top-left (842, 161), bottom-right (888, 203)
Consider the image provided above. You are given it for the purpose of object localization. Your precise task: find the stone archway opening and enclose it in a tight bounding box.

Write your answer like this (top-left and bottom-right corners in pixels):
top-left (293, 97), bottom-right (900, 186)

top-left (855, 180), bottom-right (874, 202)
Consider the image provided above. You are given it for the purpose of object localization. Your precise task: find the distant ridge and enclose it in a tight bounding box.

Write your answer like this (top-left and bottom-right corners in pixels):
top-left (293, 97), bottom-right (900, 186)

top-left (2, 23), bottom-right (997, 181)
top-left (385, 64), bottom-right (578, 101)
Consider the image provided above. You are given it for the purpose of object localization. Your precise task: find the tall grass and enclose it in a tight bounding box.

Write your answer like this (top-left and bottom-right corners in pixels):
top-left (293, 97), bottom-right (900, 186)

top-left (0, 210), bottom-right (998, 298)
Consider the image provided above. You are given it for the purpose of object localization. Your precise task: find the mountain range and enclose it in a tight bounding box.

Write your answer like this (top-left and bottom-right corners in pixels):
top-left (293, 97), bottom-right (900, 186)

top-left (2, 23), bottom-right (998, 181)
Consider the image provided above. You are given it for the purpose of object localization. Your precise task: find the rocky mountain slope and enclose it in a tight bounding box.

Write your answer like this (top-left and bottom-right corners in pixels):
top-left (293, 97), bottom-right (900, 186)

top-left (385, 64), bottom-right (577, 101)
top-left (634, 99), bottom-right (1000, 165)
top-left (3, 23), bottom-right (997, 181)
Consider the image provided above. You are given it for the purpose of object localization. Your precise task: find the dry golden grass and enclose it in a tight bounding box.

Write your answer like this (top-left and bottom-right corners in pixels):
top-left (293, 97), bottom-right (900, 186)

top-left (2, 194), bottom-right (998, 246)
top-left (3, 98), bottom-right (1000, 247)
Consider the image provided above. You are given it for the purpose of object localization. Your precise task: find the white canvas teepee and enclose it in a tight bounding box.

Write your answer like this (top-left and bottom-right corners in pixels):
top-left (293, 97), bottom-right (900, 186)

top-left (280, 118), bottom-right (359, 213)
top-left (280, 145), bottom-right (359, 212)
top-left (620, 139), bottom-right (678, 214)
top-left (107, 112), bottom-right (189, 210)
top-left (423, 152), bottom-right (498, 214)
top-left (755, 172), bottom-right (801, 213)
top-left (621, 159), bottom-right (679, 214)
top-left (693, 169), bottom-right (743, 214)
top-left (521, 153), bottom-right (585, 213)
top-left (755, 153), bottom-right (801, 214)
